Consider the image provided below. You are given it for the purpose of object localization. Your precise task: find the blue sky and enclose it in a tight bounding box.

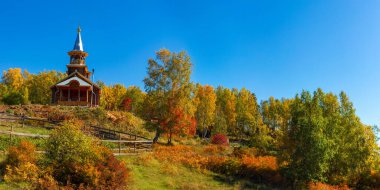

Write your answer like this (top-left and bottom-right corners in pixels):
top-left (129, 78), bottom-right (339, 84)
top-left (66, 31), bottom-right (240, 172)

top-left (1, 0), bottom-right (380, 127)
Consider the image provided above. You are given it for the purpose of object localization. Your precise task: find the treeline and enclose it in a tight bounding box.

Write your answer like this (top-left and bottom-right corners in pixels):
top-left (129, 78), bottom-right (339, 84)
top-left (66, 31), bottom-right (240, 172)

top-left (1, 49), bottom-right (379, 186)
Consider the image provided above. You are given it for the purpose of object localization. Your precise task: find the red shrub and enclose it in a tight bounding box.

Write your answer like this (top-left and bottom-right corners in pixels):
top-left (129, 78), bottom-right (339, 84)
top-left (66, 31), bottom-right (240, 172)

top-left (96, 147), bottom-right (130, 189)
top-left (211, 134), bottom-right (229, 146)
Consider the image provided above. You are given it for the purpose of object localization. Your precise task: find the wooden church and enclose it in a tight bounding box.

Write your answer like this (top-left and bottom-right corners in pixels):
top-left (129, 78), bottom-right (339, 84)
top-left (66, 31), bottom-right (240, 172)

top-left (51, 27), bottom-right (101, 107)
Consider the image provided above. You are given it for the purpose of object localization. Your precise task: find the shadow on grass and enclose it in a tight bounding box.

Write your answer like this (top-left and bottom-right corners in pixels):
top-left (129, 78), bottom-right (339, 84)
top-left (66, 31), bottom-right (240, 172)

top-left (211, 173), bottom-right (282, 190)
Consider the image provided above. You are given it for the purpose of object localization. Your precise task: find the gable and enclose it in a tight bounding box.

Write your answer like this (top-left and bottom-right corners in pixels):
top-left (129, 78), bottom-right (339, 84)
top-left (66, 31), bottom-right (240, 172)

top-left (56, 76), bottom-right (91, 87)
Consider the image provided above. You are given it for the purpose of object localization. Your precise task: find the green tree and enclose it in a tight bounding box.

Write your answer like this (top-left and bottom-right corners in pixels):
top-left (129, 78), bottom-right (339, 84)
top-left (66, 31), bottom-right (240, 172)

top-left (143, 49), bottom-right (194, 144)
top-left (282, 89), bottom-right (379, 185)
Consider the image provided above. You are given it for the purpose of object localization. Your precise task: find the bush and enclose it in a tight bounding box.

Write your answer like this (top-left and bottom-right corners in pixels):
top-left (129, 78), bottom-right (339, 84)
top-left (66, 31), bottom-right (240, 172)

top-left (2, 92), bottom-right (26, 105)
top-left (232, 146), bottom-right (259, 158)
top-left (1, 141), bottom-right (40, 186)
top-left (95, 147), bottom-right (129, 189)
top-left (45, 121), bottom-right (129, 189)
top-left (211, 133), bottom-right (229, 146)
top-left (308, 182), bottom-right (350, 190)
top-left (2, 141), bottom-right (36, 168)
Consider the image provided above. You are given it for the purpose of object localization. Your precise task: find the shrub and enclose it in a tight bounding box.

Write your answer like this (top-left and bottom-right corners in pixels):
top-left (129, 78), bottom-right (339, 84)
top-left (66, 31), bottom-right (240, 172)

top-left (203, 145), bottom-right (227, 154)
top-left (308, 182), bottom-right (350, 190)
top-left (3, 162), bottom-right (39, 183)
top-left (2, 141), bottom-right (36, 167)
top-left (95, 147), bottom-right (130, 189)
top-left (45, 121), bottom-right (129, 189)
top-left (2, 92), bottom-right (26, 105)
top-left (232, 146), bottom-right (259, 158)
top-left (211, 133), bottom-right (229, 146)
top-left (33, 174), bottom-right (59, 190)
top-left (1, 141), bottom-right (40, 186)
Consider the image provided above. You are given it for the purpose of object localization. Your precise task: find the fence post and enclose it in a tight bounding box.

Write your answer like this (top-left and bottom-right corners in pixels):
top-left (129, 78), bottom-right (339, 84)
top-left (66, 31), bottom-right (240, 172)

top-left (134, 142), bottom-right (136, 153)
top-left (21, 115), bottom-right (24, 128)
top-left (119, 133), bottom-right (121, 154)
top-left (9, 125), bottom-right (13, 146)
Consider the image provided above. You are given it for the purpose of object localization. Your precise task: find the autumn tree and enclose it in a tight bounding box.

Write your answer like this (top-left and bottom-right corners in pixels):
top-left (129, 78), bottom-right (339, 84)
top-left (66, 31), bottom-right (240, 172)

top-left (121, 86), bottom-right (146, 115)
top-left (194, 84), bottom-right (216, 138)
top-left (143, 49), bottom-right (194, 144)
top-left (100, 84), bottom-right (127, 110)
top-left (261, 97), bottom-right (293, 149)
top-left (26, 70), bottom-right (65, 104)
top-left (1, 68), bottom-right (30, 105)
top-left (214, 86), bottom-right (237, 134)
top-left (235, 88), bottom-right (272, 149)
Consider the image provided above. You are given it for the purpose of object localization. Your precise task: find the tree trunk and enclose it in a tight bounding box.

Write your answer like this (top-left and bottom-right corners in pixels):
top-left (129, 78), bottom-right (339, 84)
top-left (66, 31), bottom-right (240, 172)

top-left (167, 128), bottom-right (172, 145)
top-left (153, 128), bottom-right (161, 143)
top-left (202, 128), bottom-right (207, 139)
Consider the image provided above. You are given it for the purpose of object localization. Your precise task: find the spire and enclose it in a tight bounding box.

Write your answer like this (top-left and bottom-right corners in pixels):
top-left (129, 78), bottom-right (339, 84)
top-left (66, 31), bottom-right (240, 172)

top-left (73, 26), bottom-right (84, 51)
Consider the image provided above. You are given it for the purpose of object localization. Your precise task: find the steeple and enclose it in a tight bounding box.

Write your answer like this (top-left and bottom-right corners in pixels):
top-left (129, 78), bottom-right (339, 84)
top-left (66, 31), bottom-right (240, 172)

top-left (67, 26), bottom-right (90, 78)
top-left (73, 26), bottom-right (84, 51)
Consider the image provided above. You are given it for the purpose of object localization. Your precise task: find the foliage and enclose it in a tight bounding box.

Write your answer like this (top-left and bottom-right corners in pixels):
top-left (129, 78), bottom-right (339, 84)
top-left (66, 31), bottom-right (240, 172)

top-left (0, 68), bottom-right (65, 105)
top-left (260, 97), bottom-right (292, 149)
top-left (143, 49), bottom-right (195, 144)
top-left (26, 70), bottom-right (65, 104)
top-left (281, 89), bottom-right (379, 186)
top-left (308, 182), bottom-right (350, 190)
top-left (153, 145), bottom-right (283, 186)
top-left (2, 141), bottom-right (36, 167)
top-left (194, 84), bottom-right (216, 138)
top-left (101, 84), bottom-right (127, 110)
top-left (236, 88), bottom-right (272, 150)
top-left (211, 133), bottom-right (229, 146)
top-left (45, 121), bottom-right (129, 188)
top-left (214, 86), bottom-right (237, 135)
top-left (0, 141), bottom-right (39, 187)
top-left (2, 91), bottom-right (27, 105)
top-left (122, 85), bottom-right (146, 115)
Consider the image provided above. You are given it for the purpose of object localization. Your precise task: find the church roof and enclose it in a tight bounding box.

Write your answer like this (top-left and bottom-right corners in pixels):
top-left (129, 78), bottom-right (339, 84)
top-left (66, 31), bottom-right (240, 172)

top-left (73, 26), bottom-right (84, 51)
top-left (51, 70), bottom-right (100, 90)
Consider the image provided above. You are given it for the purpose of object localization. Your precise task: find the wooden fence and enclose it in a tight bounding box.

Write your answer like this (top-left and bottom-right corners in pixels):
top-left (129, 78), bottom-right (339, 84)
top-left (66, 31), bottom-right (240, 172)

top-left (0, 113), bottom-right (153, 155)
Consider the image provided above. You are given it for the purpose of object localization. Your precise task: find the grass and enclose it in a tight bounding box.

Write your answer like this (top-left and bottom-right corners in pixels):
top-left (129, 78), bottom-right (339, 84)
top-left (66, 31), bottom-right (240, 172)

top-left (120, 153), bottom-right (274, 190)
top-left (120, 154), bottom-right (235, 190)
top-left (0, 121), bottom-right (52, 135)
top-left (0, 121), bottom-right (50, 151)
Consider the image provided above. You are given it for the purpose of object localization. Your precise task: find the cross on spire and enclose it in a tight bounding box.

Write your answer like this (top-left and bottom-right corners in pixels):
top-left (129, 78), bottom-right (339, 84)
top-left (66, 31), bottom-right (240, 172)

top-left (73, 25), bottom-right (84, 51)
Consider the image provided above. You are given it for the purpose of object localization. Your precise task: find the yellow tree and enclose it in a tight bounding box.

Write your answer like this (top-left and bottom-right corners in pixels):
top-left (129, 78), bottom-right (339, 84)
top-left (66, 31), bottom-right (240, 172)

top-left (1, 68), bottom-right (27, 91)
top-left (101, 84), bottom-right (127, 110)
top-left (236, 88), bottom-right (271, 148)
top-left (26, 70), bottom-right (66, 104)
top-left (214, 86), bottom-right (237, 135)
top-left (1, 68), bottom-right (30, 104)
top-left (194, 84), bottom-right (216, 138)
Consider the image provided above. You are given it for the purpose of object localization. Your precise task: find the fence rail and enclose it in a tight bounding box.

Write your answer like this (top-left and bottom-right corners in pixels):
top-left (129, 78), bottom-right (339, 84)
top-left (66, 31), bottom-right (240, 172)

top-left (0, 113), bottom-right (153, 154)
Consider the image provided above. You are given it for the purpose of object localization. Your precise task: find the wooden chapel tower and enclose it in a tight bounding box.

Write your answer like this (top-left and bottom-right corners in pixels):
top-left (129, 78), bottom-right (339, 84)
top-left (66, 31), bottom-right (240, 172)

top-left (51, 27), bottom-right (101, 106)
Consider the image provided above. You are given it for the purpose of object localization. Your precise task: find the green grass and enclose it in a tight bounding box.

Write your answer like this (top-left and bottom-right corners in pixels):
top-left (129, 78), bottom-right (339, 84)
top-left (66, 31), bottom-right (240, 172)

top-left (0, 121), bottom-right (51, 151)
top-left (120, 154), bottom-right (234, 190)
top-left (0, 121), bottom-right (52, 135)
top-left (119, 154), bottom-right (274, 190)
